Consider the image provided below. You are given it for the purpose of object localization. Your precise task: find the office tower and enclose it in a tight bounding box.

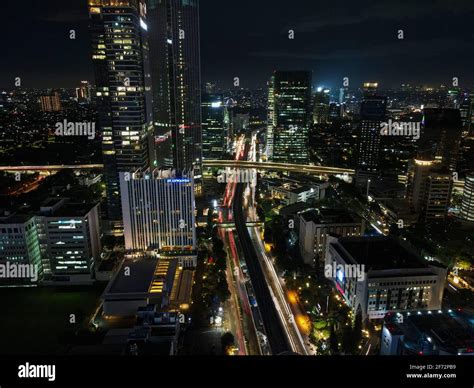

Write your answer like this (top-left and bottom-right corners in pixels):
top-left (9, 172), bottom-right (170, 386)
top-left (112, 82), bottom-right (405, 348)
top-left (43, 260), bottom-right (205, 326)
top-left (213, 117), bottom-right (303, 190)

top-left (313, 88), bottom-right (330, 124)
top-left (338, 87), bottom-right (348, 104)
top-left (120, 169), bottom-right (197, 267)
top-left (460, 172), bottom-right (474, 222)
top-left (424, 172), bottom-right (453, 222)
top-left (0, 215), bottom-right (42, 279)
top-left (357, 83), bottom-right (387, 174)
top-left (269, 71), bottom-right (312, 164)
top-left (76, 81), bottom-right (92, 102)
top-left (328, 102), bottom-right (342, 121)
top-left (298, 208), bottom-right (364, 268)
top-left (201, 93), bottom-right (225, 159)
top-left (39, 92), bottom-right (62, 112)
top-left (406, 158), bottom-right (453, 223)
top-left (459, 93), bottom-right (471, 132)
top-left (266, 76), bottom-right (275, 159)
top-left (419, 108), bottom-right (463, 172)
top-left (469, 93), bottom-right (474, 135)
top-left (88, 0), bottom-right (153, 222)
top-left (325, 235), bottom-right (447, 321)
top-left (406, 158), bottom-right (436, 213)
top-left (147, 0), bottom-right (202, 182)
top-left (37, 198), bottom-right (102, 284)
top-left (447, 88), bottom-right (461, 108)
top-left (0, 199), bottom-right (101, 285)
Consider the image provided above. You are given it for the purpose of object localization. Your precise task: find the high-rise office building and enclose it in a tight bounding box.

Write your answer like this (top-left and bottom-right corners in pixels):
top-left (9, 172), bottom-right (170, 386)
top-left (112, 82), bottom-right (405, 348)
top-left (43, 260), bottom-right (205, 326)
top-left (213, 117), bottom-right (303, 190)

top-left (76, 81), bottom-right (92, 102)
top-left (201, 93), bottom-right (225, 159)
top-left (38, 198), bottom-right (102, 284)
top-left (406, 158), bottom-right (453, 223)
top-left (269, 71), bottom-right (312, 164)
top-left (419, 108), bottom-right (463, 172)
top-left (313, 87), bottom-right (330, 124)
top-left (266, 77), bottom-right (275, 159)
top-left (39, 92), bottom-right (62, 112)
top-left (147, 0), bottom-right (202, 183)
top-left (0, 215), bottom-right (42, 271)
top-left (357, 83), bottom-right (387, 173)
top-left (460, 172), bottom-right (474, 222)
top-left (88, 0), bottom-right (153, 222)
top-left (120, 169), bottom-right (197, 267)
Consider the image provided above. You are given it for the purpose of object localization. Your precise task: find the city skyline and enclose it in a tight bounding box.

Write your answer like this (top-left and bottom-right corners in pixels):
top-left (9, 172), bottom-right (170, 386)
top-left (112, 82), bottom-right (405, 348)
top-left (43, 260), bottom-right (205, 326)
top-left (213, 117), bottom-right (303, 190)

top-left (0, 0), bottom-right (473, 383)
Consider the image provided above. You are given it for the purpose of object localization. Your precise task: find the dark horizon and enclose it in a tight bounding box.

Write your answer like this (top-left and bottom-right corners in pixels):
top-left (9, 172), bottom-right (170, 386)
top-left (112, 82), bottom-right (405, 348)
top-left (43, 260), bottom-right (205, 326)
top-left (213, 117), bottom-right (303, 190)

top-left (1, 0), bottom-right (474, 90)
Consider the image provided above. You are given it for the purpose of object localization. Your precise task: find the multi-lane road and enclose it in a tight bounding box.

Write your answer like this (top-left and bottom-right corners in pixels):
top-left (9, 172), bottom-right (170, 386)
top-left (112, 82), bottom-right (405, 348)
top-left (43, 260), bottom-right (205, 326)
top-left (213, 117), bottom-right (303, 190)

top-left (233, 181), bottom-right (292, 354)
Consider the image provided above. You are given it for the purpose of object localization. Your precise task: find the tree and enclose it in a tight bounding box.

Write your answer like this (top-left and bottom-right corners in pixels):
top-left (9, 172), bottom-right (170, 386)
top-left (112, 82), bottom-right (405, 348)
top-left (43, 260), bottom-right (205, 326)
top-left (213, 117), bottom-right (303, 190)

top-left (221, 332), bottom-right (235, 354)
top-left (329, 324), bottom-right (339, 354)
top-left (353, 308), bottom-right (363, 347)
top-left (341, 325), bottom-right (355, 354)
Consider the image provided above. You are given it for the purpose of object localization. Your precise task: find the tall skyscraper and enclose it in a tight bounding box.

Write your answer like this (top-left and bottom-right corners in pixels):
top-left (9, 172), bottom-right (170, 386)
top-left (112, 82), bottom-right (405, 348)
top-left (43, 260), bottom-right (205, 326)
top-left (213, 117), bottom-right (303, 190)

top-left (419, 108), bottom-right (463, 172)
top-left (88, 0), bottom-right (153, 222)
top-left (201, 93), bottom-right (225, 159)
top-left (460, 172), bottom-right (474, 222)
top-left (269, 71), bottom-right (312, 164)
top-left (406, 158), bottom-right (453, 223)
top-left (76, 81), bottom-right (92, 103)
top-left (357, 83), bottom-right (387, 174)
top-left (147, 0), bottom-right (202, 183)
top-left (313, 87), bottom-right (330, 124)
top-left (120, 169), bottom-right (197, 267)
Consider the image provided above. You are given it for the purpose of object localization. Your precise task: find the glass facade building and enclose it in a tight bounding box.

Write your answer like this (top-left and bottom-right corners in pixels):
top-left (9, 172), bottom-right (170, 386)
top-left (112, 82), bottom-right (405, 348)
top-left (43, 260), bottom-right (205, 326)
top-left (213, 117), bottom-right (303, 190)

top-left (201, 93), bottom-right (225, 160)
top-left (147, 0), bottom-right (202, 183)
top-left (89, 0), bottom-right (153, 221)
top-left (269, 71), bottom-right (312, 164)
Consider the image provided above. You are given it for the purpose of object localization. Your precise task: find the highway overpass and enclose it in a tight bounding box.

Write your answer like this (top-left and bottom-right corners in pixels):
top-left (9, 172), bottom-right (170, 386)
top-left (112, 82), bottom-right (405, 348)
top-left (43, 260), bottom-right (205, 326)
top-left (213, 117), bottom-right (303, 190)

top-left (0, 161), bottom-right (464, 189)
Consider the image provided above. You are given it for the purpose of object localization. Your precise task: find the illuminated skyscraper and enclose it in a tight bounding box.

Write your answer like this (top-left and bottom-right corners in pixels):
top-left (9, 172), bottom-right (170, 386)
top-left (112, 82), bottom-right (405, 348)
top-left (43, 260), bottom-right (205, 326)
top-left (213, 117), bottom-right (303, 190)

top-left (269, 71), bottom-right (312, 164)
top-left (201, 93), bottom-right (225, 159)
top-left (147, 0), bottom-right (202, 183)
top-left (88, 0), bottom-right (153, 222)
top-left (357, 83), bottom-right (387, 174)
top-left (313, 87), bottom-right (330, 124)
top-left (460, 172), bottom-right (474, 222)
top-left (119, 169), bottom-right (197, 267)
top-left (419, 108), bottom-right (462, 172)
top-left (406, 158), bottom-right (453, 223)
top-left (75, 81), bottom-right (92, 102)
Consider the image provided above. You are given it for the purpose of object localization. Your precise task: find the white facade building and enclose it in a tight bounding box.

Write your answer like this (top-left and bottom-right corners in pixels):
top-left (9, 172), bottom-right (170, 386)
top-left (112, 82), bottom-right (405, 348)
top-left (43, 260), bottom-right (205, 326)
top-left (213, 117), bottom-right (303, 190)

top-left (120, 169), bottom-right (197, 267)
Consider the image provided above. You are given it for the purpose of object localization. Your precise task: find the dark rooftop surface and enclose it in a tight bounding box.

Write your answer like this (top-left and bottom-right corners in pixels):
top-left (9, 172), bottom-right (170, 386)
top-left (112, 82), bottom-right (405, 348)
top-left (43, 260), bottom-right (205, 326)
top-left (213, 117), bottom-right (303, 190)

top-left (107, 258), bottom-right (158, 295)
top-left (279, 202), bottom-right (312, 217)
top-left (301, 208), bottom-right (359, 225)
top-left (385, 310), bottom-right (474, 354)
top-left (337, 236), bottom-right (427, 270)
top-left (45, 202), bottom-right (98, 217)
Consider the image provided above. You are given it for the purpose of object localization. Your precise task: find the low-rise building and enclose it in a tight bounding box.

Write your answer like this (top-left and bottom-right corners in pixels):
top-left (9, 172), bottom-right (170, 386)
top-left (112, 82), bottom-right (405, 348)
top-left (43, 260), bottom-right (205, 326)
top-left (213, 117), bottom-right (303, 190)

top-left (0, 198), bottom-right (101, 285)
top-left (381, 309), bottom-right (474, 355)
top-left (299, 208), bottom-right (364, 267)
top-left (325, 235), bottom-right (447, 321)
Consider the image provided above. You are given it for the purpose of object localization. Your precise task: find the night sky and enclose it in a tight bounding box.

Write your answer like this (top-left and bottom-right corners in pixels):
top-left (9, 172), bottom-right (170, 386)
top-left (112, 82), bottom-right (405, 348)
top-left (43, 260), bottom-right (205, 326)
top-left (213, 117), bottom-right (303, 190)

top-left (1, 0), bottom-right (474, 89)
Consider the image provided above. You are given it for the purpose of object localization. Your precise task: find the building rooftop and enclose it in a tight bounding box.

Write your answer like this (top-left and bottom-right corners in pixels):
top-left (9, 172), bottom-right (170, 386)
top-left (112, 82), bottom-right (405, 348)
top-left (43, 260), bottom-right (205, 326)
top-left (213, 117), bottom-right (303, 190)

top-left (107, 258), bottom-right (158, 296)
top-left (279, 202), bottom-right (312, 217)
top-left (384, 309), bottom-right (474, 355)
top-left (301, 208), bottom-right (359, 225)
top-left (42, 202), bottom-right (99, 217)
top-left (0, 214), bottom-right (34, 225)
top-left (335, 236), bottom-right (427, 270)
